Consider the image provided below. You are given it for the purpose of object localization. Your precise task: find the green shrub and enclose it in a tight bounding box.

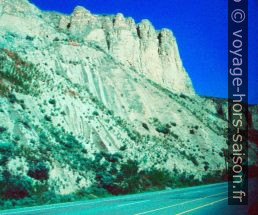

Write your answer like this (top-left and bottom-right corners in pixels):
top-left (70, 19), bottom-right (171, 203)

top-left (39, 132), bottom-right (48, 144)
top-left (171, 122), bottom-right (177, 127)
top-left (204, 162), bottom-right (209, 171)
top-left (48, 98), bottom-right (56, 106)
top-left (20, 120), bottom-right (30, 129)
top-left (155, 124), bottom-right (170, 135)
top-left (0, 172), bottom-right (33, 200)
top-left (26, 35), bottom-right (34, 41)
top-left (0, 141), bottom-right (14, 154)
top-left (92, 111), bottom-right (99, 116)
top-left (119, 145), bottom-right (127, 151)
top-left (170, 132), bottom-right (179, 139)
top-left (106, 110), bottom-right (114, 115)
top-left (27, 161), bottom-right (49, 181)
top-left (179, 93), bottom-right (187, 99)
top-left (150, 118), bottom-right (170, 135)
top-left (142, 123), bottom-right (149, 130)
top-left (190, 155), bottom-right (199, 166)
top-left (96, 159), bottom-right (176, 195)
top-left (217, 105), bottom-right (224, 117)
top-left (44, 115), bottom-right (51, 122)
top-left (189, 129), bottom-right (195, 134)
top-left (63, 132), bottom-right (80, 148)
top-left (0, 141), bottom-right (14, 165)
top-left (0, 126), bottom-right (7, 133)
top-left (120, 159), bottom-right (139, 177)
top-left (202, 170), bottom-right (224, 183)
top-left (8, 93), bottom-right (17, 103)
top-left (141, 168), bottom-right (173, 189)
top-left (82, 186), bottom-right (109, 197)
top-left (96, 159), bottom-right (139, 195)
top-left (103, 152), bottom-right (122, 163)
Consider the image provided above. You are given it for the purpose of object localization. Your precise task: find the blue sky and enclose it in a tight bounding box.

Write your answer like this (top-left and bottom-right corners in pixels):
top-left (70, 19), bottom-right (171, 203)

top-left (29, 0), bottom-right (257, 104)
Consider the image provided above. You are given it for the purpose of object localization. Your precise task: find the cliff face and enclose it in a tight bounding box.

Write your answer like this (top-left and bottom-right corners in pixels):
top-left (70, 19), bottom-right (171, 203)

top-left (60, 6), bottom-right (194, 94)
top-left (0, 1), bottom-right (194, 94)
top-left (0, 0), bottom-right (257, 203)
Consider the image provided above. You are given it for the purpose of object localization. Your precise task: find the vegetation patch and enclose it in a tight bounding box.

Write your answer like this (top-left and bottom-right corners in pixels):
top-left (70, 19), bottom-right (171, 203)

top-left (0, 49), bottom-right (41, 96)
top-left (150, 118), bottom-right (171, 135)
top-left (27, 161), bottom-right (50, 181)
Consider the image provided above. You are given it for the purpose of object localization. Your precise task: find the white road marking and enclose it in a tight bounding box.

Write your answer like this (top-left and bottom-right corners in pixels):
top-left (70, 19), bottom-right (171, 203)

top-left (175, 197), bottom-right (229, 215)
top-left (89, 194), bottom-right (98, 198)
top-left (0, 196), bottom-right (152, 215)
top-left (118, 200), bottom-right (150, 207)
top-left (0, 202), bottom-right (92, 215)
top-left (134, 191), bottom-right (228, 215)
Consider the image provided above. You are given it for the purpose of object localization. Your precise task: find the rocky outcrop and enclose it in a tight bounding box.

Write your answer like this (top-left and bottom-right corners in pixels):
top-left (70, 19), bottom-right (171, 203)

top-left (56, 6), bottom-right (194, 94)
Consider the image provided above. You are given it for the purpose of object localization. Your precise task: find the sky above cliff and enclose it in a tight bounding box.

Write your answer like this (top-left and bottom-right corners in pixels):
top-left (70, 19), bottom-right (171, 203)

top-left (29, 0), bottom-right (258, 104)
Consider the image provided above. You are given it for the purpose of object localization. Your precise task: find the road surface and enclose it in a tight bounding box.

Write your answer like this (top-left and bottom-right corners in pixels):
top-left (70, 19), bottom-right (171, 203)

top-left (1, 180), bottom-right (257, 215)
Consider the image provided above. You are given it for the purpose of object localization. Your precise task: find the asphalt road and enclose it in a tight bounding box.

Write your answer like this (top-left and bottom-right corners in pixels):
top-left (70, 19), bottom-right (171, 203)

top-left (1, 180), bottom-right (257, 215)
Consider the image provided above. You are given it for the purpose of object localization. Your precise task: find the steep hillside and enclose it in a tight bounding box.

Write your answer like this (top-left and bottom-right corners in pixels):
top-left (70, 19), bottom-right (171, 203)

top-left (0, 0), bottom-right (257, 209)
